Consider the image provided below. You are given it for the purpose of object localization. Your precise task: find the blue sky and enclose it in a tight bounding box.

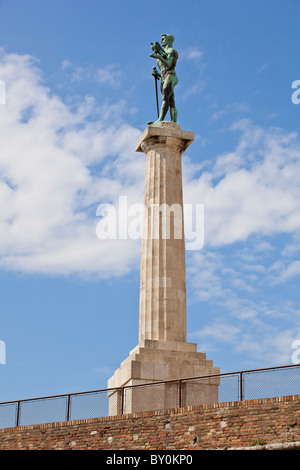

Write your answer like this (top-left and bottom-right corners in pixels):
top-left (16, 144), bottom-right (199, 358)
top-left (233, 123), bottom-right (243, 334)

top-left (0, 0), bottom-right (300, 402)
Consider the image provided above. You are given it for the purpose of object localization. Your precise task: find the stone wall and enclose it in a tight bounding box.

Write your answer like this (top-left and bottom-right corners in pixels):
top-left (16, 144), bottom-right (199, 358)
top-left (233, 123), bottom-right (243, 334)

top-left (0, 395), bottom-right (299, 450)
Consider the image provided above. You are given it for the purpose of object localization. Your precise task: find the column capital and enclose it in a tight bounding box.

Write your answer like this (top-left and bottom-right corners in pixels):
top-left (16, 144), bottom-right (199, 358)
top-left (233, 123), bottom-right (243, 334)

top-left (135, 122), bottom-right (194, 155)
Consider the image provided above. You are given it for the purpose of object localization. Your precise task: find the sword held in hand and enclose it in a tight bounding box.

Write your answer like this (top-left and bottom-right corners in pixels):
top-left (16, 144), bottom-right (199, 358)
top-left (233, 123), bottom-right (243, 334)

top-left (152, 66), bottom-right (161, 119)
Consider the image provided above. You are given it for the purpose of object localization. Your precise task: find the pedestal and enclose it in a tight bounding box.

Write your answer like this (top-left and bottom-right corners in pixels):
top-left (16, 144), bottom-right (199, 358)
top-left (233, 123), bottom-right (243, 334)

top-left (108, 122), bottom-right (219, 414)
top-left (108, 339), bottom-right (219, 415)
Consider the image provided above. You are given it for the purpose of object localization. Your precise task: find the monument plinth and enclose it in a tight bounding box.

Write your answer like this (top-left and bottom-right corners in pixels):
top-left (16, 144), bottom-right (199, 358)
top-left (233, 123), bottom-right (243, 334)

top-left (108, 122), bottom-right (219, 415)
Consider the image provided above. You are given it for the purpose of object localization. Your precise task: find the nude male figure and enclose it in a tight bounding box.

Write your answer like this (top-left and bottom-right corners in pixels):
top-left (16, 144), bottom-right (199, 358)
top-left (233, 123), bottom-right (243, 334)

top-left (150, 34), bottom-right (178, 123)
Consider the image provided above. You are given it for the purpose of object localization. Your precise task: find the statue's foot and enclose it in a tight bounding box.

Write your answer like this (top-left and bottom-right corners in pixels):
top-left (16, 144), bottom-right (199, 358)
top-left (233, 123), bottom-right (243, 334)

top-left (147, 120), bottom-right (164, 127)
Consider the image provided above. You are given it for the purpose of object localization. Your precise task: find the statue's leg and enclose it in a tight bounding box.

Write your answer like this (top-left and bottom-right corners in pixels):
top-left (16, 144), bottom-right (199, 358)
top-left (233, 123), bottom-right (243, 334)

top-left (157, 78), bottom-right (172, 122)
top-left (158, 99), bottom-right (169, 121)
top-left (169, 94), bottom-right (178, 123)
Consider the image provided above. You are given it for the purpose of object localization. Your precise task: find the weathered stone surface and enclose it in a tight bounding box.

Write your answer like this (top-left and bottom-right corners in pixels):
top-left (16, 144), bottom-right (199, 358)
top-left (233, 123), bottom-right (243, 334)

top-left (137, 123), bottom-right (191, 344)
top-left (108, 122), bottom-right (219, 413)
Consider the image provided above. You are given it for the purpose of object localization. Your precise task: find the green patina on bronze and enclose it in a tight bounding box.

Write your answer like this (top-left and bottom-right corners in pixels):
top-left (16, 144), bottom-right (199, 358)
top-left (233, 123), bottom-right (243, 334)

top-left (149, 34), bottom-right (178, 123)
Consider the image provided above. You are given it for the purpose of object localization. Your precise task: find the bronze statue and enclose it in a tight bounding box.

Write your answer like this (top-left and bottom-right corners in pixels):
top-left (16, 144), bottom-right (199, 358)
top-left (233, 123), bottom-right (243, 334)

top-left (149, 34), bottom-right (178, 123)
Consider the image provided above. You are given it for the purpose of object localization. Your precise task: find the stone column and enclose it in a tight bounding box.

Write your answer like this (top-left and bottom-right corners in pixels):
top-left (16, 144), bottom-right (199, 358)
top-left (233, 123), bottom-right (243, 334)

top-left (136, 122), bottom-right (193, 344)
top-left (107, 122), bottom-right (219, 415)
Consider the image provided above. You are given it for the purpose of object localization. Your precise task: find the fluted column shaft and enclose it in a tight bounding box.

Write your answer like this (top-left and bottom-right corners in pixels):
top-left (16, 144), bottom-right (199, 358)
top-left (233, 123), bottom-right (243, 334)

top-left (135, 123), bottom-right (194, 344)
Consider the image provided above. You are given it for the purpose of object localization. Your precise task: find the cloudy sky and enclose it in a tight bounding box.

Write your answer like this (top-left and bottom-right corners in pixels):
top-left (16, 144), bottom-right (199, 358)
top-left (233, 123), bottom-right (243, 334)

top-left (0, 0), bottom-right (300, 402)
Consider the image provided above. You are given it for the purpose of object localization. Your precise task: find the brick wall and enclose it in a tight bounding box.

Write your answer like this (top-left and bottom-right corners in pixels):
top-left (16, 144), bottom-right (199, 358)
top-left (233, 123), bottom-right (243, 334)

top-left (0, 395), bottom-right (299, 450)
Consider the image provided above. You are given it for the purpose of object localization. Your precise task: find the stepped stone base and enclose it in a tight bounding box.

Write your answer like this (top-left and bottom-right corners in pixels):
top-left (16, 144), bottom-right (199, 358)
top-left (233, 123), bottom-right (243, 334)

top-left (107, 340), bottom-right (220, 415)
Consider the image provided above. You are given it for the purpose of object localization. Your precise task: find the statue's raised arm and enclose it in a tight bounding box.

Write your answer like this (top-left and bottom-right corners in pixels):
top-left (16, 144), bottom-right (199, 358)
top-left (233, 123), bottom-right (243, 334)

top-left (149, 34), bottom-right (178, 123)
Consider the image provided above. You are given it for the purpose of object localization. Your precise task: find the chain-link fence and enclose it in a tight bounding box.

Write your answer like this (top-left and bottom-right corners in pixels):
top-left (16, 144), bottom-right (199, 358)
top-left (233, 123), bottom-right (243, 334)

top-left (0, 364), bottom-right (299, 429)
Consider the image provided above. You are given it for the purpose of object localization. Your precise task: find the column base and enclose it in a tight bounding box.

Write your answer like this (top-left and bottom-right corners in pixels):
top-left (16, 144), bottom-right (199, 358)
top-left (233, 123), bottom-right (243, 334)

top-left (107, 340), bottom-right (220, 415)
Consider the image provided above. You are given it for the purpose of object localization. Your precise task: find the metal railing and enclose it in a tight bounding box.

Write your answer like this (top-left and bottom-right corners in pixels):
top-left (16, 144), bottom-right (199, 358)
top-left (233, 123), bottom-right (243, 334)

top-left (0, 363), bottom-right (299, 429)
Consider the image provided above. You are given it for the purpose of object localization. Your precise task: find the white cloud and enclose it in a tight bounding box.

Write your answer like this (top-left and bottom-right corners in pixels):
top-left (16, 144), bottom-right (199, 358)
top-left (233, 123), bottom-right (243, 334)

top-left (182, 80), bottom-right (207, 100)
top-left (95, 64), bottom-right (122, 88)
top-left (61, 59), bottom-right (72, 70)
top-left (256, 63), bottom-right (268, 74)
top-left (70, 62), bottom-right (122, 88)
top-left (182, 47), bottom-right (203, 62)
top-left (191, 321), bottom-right (241, 345)
top-left (184, 119), bottom-right (300, 247)
top-left (270, 259), bottom-right (300, 283)
top-left (0, 49), bottom-right (142, 278)
top-left (189, 272), bottom-right (300, 365)
top-left (187, 237), bottom-right (300, 367)
top-left (235, 327), bottom-right (300, 365)
top-left (211, 102), bottom-right (250, 121)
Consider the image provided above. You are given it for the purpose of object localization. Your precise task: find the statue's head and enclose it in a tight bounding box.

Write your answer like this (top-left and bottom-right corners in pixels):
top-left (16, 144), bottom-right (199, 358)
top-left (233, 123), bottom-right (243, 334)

top-left (161, 34), bottom-right (174, 47)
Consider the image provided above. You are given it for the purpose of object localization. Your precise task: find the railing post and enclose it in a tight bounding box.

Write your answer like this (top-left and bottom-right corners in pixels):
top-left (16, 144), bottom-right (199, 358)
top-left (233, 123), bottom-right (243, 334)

top-left (120, 387), bottom-right (124, 415)
top-left (178, 380), bottom-right (182, 408)
top-left (240, 371), bottom-right (243, 401)
top-left (16, 401), bottom-right (21, 427)
top-left (66, 394), bottom-right (71, 421)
